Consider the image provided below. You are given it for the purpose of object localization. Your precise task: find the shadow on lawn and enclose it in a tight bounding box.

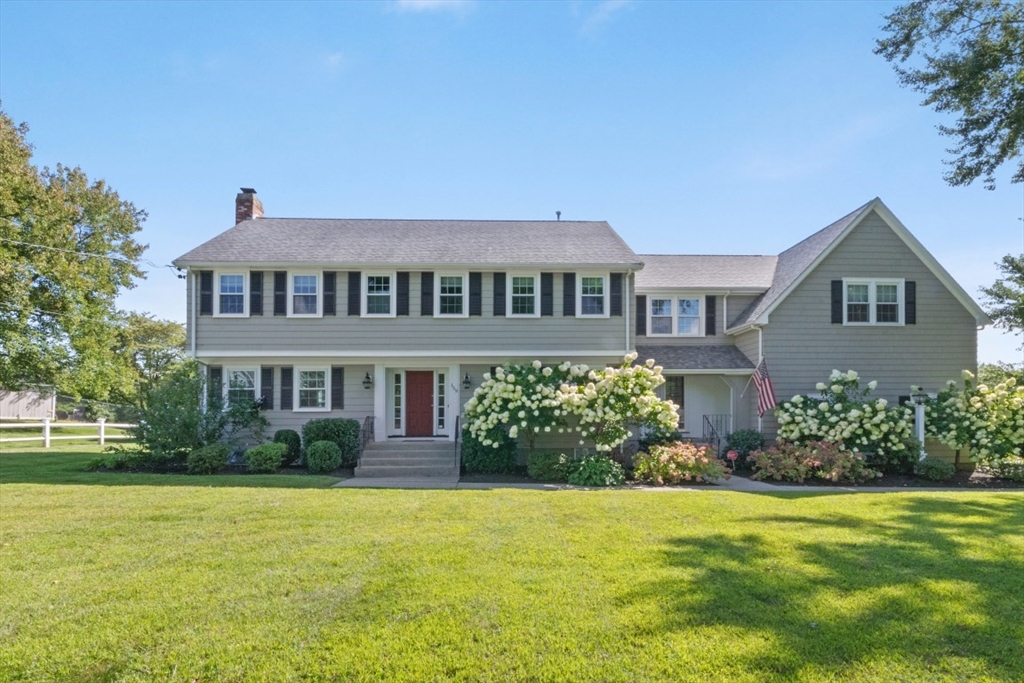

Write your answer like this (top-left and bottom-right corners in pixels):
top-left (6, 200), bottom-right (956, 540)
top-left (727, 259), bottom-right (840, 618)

top-left (622, 495), bottom-right (1024, 679)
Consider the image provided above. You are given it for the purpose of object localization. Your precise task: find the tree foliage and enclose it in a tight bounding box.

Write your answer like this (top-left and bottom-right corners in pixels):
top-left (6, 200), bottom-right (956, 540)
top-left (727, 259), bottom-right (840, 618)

top-left (980, 252), bottom-right (1024, 343)
top-left (0, 108), bottom-right (147, 397)
top-left (114, 312), bottom-right (186, 407)
top-left (875, 0), bottom-right (1024, 188)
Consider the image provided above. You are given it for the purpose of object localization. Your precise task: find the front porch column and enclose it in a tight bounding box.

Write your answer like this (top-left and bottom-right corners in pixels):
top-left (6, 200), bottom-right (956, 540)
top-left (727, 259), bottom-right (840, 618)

top-left (373, 363), bottom-right (387, 442)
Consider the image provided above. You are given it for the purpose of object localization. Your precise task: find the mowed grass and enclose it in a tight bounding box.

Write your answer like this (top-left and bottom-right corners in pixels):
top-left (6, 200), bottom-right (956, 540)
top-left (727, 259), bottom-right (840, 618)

top-left (1, 447), bottom-right (1022, 683)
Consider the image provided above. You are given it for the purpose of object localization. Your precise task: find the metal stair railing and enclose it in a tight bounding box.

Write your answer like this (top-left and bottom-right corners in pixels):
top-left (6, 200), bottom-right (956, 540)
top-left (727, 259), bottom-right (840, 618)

top-left (702, 414), bottom-right (731, 456)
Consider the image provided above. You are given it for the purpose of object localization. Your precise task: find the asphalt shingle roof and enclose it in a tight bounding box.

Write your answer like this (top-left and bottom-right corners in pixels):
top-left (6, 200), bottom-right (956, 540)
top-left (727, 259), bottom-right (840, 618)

top-left (174, 218), bottom-right (642, 268)
top-left (635, 345), bottom-right (756, 371)
top-left (728, 200), bottom-right (875, 328)
top-left (635, 254), bottom-right (778, 289)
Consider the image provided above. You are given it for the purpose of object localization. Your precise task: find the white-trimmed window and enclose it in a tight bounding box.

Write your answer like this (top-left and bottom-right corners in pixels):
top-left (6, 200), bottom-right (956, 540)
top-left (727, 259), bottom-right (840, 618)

top-left (289, 273), bottom-right (321, 317)
top-left (435, 273), bottom-right (467, 317)
top-left (226, 369), bottom-right (257, 406)
top-left (844, 279), bottom-right (904, 325)
top-left (509, 274), bottom-right (539, 317)
top-left (436, 372), bottom-right (446, 431)
top-left (216, 273), bottom-right (247, 316)
top-left (295, 369), bottom-right (329, 410)
top-left (364, 273), bottom-right (395, 316)
top-left (647, 296), bottom-right (702, 336)
top-left (578, 274), bottom-right (608, 317)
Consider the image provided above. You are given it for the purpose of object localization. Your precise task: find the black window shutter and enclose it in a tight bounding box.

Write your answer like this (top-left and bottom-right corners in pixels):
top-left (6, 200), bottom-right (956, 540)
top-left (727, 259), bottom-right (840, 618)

top-left (274, 271), bottom-right (287, 316)
top-left (260, 366), bottom-right (274, 410)
top-left (493, 272), bottom-right (506, 316)
top-left (905, 281), bottom-right (917, 325)
top-left (636, 295), bottom-right (647, 336)
top-left (469, 272), bottom-right (482, 316)
top-left (199, 271), bottom-right (213, 316)
top-left (207, 366), bottom-right (222, 406)
top-left (249, 271), bottom-right (263, 316)
top-left (331, 366), bottom-right (344, 410)
top-left (421, 272), bottom-right (434, 316)
top-left (831, 280), bottom-right (844, 324)
top-left (397, 272), bottom-right (410, 316)
top-left (348, 272), bottom-right (361, 316)
top-left (705, 295), bottom-right (717, 336)
top-left (323, 271), bottom-right (336, 316)
top-left (610, 273), bottom-right (623, 317)
top-left (280, 367), bottom-right (293, 410)
top-left (563, 273), bottom-right (576, 316)
top-left (540, 273), bottom-right (554, 316)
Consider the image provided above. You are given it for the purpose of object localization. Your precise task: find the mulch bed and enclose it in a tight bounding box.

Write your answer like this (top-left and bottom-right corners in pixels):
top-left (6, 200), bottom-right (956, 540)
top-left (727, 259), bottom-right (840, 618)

top-left (747, 470), bottom-right (1024, 489)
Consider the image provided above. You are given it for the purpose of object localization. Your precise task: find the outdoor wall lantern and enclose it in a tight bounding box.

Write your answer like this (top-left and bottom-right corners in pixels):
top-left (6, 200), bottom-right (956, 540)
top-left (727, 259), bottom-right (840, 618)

top-left (362, 372), bottom-right (373, 390)
top-left (463, 373), bottom-right (472, 389)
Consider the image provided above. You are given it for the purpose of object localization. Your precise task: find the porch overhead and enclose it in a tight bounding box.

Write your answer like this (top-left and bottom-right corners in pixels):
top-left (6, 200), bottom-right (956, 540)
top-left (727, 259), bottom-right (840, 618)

top-left (635, 345), bottom-right (755, 372)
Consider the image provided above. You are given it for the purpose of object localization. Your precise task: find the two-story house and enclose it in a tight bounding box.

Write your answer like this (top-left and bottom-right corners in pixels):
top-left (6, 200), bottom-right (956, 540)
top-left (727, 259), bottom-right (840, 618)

top-left (174, 190), bottom-right (989, 467)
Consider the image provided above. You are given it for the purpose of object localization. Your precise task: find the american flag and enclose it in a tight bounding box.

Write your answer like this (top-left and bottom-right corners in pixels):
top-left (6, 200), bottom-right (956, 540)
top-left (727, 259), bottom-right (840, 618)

top-left (753, 358), bottom-right (777, 417)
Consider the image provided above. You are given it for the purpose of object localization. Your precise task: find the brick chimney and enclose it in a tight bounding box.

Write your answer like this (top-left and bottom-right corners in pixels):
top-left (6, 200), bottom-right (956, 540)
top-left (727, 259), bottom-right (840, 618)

top-left (235, 187), bottom-right (264, 224)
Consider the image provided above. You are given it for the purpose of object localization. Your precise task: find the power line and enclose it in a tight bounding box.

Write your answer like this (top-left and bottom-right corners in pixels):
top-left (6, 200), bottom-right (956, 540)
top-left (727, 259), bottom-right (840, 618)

top-left (0, 237), bottom-right (181, 274)
top-left (0, 302), bottom-right (129, 327)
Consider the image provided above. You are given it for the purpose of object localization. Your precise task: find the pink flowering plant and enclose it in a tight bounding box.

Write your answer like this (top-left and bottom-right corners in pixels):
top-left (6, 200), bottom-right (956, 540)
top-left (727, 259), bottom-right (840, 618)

top-left (749, 440), bottom-right (880, 483)
top-left (633, 441), bottom-right (729, 485)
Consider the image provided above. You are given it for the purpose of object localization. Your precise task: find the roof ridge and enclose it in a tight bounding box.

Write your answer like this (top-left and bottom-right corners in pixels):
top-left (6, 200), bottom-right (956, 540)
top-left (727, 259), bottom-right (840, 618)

top-left (639, 253), bottom-right (777, 258)
top-left (250, 217), bottom-right (607, 224)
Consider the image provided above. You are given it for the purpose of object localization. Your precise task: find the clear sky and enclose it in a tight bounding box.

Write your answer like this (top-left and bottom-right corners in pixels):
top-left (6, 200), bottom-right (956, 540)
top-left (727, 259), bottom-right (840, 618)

top-left (1, 0), bottom-right (1021, 364)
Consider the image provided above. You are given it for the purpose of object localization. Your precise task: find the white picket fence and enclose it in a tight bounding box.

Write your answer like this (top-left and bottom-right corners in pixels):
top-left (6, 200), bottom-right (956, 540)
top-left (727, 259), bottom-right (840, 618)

top-left (0, 418), bottom-right (135, 448)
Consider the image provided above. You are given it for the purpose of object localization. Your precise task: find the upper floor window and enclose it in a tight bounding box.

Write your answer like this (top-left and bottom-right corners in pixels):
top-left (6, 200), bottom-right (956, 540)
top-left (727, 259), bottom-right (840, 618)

top-left (217, 273), bottom-right (247, 316)
top-left (436, 274), bottom-right (467, 317)
top-left (226, 369), bottom-right (256, 406)
top-left (844, 279), bottom-right (903, 325)
top-left (289, 273), bottom-right (321, 316)
top-left (648, 297), bottom-right (702, 336)
top-left (509, 274), bottom-right (539, 317)
top-left (579, 275), bottom-right (607, 317)
top-left (364, 274), bottom-right (394, 316)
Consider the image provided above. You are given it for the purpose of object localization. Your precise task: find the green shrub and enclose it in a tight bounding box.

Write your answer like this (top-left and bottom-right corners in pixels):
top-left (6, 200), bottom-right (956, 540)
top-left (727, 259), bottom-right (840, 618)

top-left (460, 427), bottom-right (517, 474)
top-left (527, 450), bottom-right (572, 482)
top-left (914, 456), bottom-right (956, 482)
top-left (634, 441), bottom-right (728, 485)
top-left (273, 429), bottom-right (301, 466)
top-left (186, 443), bottom-right (232, 475)
top-left (985, 458), bottom-right (1024, 481)
top-left (749, 440), bottom-right (880, 484)
top-left (638, 424), bottom-right (679, 452)
top-left (306, 440), bottom-right (343, 474)
top-left (866, 436), bottom-right (921, 475)
top-left (86, 450), bottom-right (171, 472)
top-left (723, 429), bottom-right (765, 470)
top-left (244, 442), bottom-right (287, 473)
top-left (301, 418), bottom-right (360, 467)
top-left (567, 454), bottom-right (625, 487)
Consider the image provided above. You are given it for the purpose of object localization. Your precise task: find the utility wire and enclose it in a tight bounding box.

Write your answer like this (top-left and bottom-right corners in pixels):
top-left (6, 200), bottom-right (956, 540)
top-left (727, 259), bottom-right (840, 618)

top-left (0, 302), bottom-right (129, 327)
top-left (0, 237), bottom-right (181, 273)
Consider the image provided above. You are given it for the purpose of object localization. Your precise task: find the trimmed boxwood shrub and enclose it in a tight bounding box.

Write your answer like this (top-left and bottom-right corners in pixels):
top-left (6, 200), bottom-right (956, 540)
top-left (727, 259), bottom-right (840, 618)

top-left (306, 440), bottom-right (343, 474)
top-left (527, 450), bottom-right (572, 482)
top-left (186, 443), bottom-right (231, 475)
top-left (301, 418), bottom-right (360, 467)
top-left (914, 456), bottom-right (956, 482)
top-left (460, 427), bottom-right (517, 474)
top-left (244, 442), bottom-right (287, 473)
top-left (273, 429), bottom-right (301, 466)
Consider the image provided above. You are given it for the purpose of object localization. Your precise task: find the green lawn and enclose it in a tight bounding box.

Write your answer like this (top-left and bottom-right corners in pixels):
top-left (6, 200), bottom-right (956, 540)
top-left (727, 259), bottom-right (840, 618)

top-left (1, 446), bottom-right (1022, 683)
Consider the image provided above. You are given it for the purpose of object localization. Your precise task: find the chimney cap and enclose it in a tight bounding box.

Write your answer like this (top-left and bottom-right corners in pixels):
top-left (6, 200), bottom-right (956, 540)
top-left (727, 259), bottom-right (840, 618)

top-left (239, 187), bottom-right (257, 194)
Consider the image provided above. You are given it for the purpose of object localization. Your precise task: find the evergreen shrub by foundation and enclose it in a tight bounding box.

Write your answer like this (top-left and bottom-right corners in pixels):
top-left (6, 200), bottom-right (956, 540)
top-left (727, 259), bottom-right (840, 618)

top-left (306, 440), bottom-right (344, 474)
top-left (301, 419), bottom-right (359, 467)
top-left (244, 443), bottom-right (287, 473)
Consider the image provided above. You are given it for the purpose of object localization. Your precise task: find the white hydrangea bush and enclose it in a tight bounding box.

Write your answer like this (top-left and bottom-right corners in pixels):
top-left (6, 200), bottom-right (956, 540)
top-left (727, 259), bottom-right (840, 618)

top-left (775, 369), bottom-right (914, 456)
top-left (463, 353), bottom-right (679, 452)
top-left (925, 370), bottom-right (1024, 469)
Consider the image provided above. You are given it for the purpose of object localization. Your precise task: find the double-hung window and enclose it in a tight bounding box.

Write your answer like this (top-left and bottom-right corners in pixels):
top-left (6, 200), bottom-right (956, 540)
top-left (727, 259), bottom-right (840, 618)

top-left (227, 369), bottom-right (256, 406)
top-left (217, 273), bottom-right (246, 316)
top-left (436, 274), bottom-right (467, 317)
top-left (844, 279), bottom-right (903, 325)
top-left (290, 274), bottom-right (320, 316)
top-left (296, 369), bottom-right (328, 410)
top-left (364, 274), bottom-right (394, 316)
top-left (647, 296), bottom-right (701, 336)
top-left (509, 274), bottom-right (539, 317)
top-left (579, 275), bottom-right (607, 317)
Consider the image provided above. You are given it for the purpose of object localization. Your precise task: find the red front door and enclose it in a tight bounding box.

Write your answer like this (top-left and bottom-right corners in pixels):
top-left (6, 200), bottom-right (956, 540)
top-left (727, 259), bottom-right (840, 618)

top-left (405, 371), bottom-right (435, 437)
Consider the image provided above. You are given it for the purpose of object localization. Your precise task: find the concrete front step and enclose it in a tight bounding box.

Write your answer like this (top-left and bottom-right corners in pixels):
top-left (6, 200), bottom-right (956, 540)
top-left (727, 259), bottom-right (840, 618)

top-left (355, 464), bottom-right (459, 479)
top-left (356, 440), bottom-right (459, 479)
top-left (360, 456), bottom-right (455, 466)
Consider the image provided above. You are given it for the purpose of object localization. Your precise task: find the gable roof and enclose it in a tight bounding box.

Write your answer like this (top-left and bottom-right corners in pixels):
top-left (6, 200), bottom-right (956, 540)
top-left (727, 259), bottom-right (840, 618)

top-left (174, 218), bottom-right (642, 269)
top-left (635, 254), bottom-right (778, 290)
top-left (728, 198), bottom-right (991, 329)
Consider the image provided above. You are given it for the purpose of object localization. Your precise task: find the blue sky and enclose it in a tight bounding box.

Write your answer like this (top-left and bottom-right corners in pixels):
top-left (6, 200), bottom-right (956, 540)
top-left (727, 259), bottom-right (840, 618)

top-left (1, 0), bottom-right (1021, 364)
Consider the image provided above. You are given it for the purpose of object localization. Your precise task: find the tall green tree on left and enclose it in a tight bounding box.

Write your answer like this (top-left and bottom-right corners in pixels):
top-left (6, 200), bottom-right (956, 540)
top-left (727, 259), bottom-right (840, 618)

top-left (0, 108), bottom-right (147, 400)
